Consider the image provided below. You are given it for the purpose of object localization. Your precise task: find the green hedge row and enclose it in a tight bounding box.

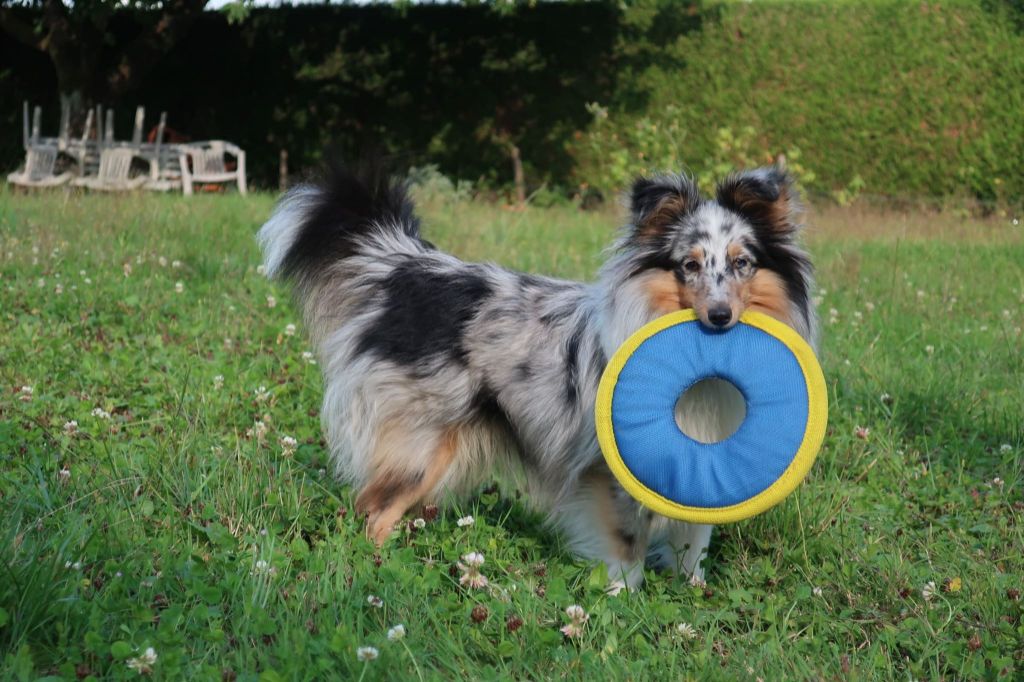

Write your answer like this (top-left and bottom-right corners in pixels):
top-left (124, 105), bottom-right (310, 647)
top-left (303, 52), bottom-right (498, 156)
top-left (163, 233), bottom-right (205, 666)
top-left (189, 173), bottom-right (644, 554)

top-left (571, 0), bottom-right (1024, 204)
top-left (2, 1), bottom-right (1021, 202)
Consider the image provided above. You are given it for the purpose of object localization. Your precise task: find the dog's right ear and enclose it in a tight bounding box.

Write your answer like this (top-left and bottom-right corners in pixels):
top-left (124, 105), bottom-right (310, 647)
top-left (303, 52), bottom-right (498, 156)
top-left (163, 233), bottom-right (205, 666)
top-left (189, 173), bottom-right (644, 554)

top-left (629, 174), bottom-right (700, 241)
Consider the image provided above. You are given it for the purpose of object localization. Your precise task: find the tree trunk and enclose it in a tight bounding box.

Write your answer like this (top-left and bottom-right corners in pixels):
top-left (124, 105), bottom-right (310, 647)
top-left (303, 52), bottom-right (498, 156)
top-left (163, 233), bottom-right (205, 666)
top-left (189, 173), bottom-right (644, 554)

top-left (509, 142), bottom-right (526, 209)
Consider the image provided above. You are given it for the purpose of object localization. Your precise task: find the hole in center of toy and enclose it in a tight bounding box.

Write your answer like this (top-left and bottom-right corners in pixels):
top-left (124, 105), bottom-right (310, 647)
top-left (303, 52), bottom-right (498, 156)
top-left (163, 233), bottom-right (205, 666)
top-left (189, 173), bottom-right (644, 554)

top-left (674, 378), bottom-right (746, 444)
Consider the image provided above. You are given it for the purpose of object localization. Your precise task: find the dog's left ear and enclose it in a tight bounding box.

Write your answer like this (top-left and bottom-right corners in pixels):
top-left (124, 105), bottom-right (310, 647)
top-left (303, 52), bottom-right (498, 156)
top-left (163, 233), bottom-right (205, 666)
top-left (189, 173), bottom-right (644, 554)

top-left (716, 167), bottom-right (802, 235)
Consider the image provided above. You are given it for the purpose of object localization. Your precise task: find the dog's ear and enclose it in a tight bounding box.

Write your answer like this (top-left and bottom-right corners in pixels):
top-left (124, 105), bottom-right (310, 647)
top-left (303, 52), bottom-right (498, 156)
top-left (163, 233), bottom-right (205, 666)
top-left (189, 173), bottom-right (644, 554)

top-left (716, 167), bottom-right (802, 235)
top-left (629, 174), bottom-right (700, 240)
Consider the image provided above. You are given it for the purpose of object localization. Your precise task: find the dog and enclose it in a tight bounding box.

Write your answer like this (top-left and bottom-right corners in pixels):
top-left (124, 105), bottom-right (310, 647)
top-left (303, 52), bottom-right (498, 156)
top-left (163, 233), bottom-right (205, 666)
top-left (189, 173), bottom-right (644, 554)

top-left (257, 161), bottom-right (817, 591)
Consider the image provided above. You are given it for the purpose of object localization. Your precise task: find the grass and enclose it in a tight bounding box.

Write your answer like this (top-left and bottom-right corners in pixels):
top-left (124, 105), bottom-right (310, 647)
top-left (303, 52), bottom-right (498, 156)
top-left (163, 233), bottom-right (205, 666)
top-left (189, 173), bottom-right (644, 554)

top-left (0, 188), bottom-right (1021, 681)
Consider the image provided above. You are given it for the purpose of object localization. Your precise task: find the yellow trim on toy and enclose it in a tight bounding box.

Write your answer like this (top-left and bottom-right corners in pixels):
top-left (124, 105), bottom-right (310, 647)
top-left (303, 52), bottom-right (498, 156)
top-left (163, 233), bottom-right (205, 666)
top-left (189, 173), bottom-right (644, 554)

top-left (594, 309), bottom-right (828, 524)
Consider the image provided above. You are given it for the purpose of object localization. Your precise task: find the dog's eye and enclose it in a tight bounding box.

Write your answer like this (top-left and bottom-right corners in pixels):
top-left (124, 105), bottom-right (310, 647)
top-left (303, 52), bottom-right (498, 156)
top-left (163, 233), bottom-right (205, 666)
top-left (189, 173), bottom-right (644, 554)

top-left (734, 257), bottom-right (751, 270)
top-left (683, 260), bottom-right (701, 273)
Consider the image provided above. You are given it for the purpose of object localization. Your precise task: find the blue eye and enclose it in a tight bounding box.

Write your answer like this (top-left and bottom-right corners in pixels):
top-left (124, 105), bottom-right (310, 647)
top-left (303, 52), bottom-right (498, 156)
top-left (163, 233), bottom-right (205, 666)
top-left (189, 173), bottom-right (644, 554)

top-left (734, 257), bottom-right (751, 270)
top-left (683, 260), bottom-right (701, 273)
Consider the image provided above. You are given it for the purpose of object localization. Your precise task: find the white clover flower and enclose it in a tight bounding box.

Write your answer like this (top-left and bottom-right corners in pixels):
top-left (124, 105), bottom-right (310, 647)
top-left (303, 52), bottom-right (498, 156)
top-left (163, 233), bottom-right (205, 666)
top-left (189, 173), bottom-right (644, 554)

top-left (387, 624), bottom-right (406, 641)
top-left (213, 375), bottom-right (224, 390)
top-left (158, 256), bottom-right (168, 267)
top-left (174, 281), bottom-right (184, 294)
top-left (302, 351), bottom-right (317, 365)
top-left (92, 407), bottom-right (111, 420)
top-left (457, 515), bottom-right (475, 528)
top-left (284, 323), bottom-right (296, 337)
top-left (84, 277), bottom-right (92, 284)
top-left (247, 420), bottom-right (268, 440)
top-left (458, 552), bottom-right (488, 589)
top-left (19, 385), bottom-right (33, 402)
top-left (65, 560), bottom-right (82, 570)
top-left (864, 301), bottom-right (876, 312)
top-left (560, 604), bottom-right (589, 638)
top-left (172, 260), bottom-right (182, 269)
top-left (266, 295), bottom-right (277, 308)
top-left (1000, 444), bottom-right (1013, 453)
top-left (37, 278), bottom-right (45, 288)
top-left (688, 573), bottom-right (707, 589)
top-left (58, 466), bottom-right (71, 482)
top-left (280, 436), bottom-right (298, 455)
top-left (461, 552), bottom-right (484, 568)
top-left (922, 581), bottom-right (937, 601)
top-left (880, 393), bottom-right (893, 404)
top-left (367, 594), bottom-right (384, 608)
top-left (854, 426), bottom-right (870, 440)
top-left (251, 559), bottom-right (276, 576)
top-left (1003, 309), bottom-right (1012, 319)
top-left (413, 518), bottom-right (426, 529)
top-left (812, 586), bottom-right (823, 597)
top-left (992, 477), bottom-right (1004, 488)
top-left (676, 622), bottom-right (698, 640)
top-left (256, 264), bottom-right (266, 276)
top-left (254, 386), bottom-right (269, 402)
top-left (63, 420), bottom-right (78, 436)
top-left (356, 646), bottom-right (379, 662)
top-left (126, 647), bottom-right (158, 674)
top-left (925, 345), bottom-right (935, 355)
top-left (54, 283), bottom-right (63, 295)
top-left (123, 263), bottom-right (132, 277)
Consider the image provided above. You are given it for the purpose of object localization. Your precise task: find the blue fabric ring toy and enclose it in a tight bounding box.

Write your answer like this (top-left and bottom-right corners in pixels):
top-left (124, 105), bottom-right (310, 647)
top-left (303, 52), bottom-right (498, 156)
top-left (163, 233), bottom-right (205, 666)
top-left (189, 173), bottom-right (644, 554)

top-left (595, 309), bottom-right (828, 524)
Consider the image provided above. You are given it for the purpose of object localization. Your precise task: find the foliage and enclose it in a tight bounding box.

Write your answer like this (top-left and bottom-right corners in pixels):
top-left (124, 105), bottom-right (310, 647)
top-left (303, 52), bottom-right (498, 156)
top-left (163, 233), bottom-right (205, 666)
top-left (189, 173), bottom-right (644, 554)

top-left (569, 0), bottom-right (1024, 204)
top-left (408, 164), bottom-right (474, 205)
top-left (0, 1), bottom-right (1022, 198)
top-left (1, 190), bottom-right (1022, 678)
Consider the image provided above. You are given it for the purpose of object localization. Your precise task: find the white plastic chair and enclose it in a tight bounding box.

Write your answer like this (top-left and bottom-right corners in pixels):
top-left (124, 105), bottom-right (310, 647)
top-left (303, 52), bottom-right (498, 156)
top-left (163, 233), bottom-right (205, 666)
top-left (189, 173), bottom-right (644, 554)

top-left (7, 146), bottom-right (72, 188)
top-left (180, 141), bottom-right (247, 196)
top-left (71, 148), bottom-right (148, 191)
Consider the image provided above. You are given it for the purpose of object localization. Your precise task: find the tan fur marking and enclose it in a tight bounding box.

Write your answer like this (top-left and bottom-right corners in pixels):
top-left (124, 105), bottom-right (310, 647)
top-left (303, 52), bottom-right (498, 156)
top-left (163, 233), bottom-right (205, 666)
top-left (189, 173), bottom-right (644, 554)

top-left (641, 270), bottom-right (694, 315)
top-left (639, 194), bottom-right (689, 239)
top-left (581, 469), bottom-right (635, 561)
top-left (357, 426), bottom-right (460, 546)
top-left (727, 242), bottom-right (744, 260)
top-left (739, 270), bottom-right (793, 327)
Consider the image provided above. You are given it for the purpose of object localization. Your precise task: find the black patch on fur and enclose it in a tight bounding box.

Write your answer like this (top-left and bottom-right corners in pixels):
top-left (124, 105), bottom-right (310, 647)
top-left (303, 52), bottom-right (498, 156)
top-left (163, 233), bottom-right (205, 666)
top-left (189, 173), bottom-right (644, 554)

top-left (563, 318), bottom-right (587, 407)
top-left (515, 361), bottom-right (533, 381)
top-left (472, 383), bottom-right (536, 468)
top-left (627, 248), bottom-right (677, 278)
top-left (355, 262), bottom-right (492, 366)
top-left (279, 158), bottom-right (424, 284)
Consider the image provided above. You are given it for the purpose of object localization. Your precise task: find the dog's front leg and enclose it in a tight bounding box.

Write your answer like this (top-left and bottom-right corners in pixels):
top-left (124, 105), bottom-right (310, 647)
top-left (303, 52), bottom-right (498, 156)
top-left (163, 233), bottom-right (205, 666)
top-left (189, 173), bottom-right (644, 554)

top-left (551, 466), bottom-right (653, 594)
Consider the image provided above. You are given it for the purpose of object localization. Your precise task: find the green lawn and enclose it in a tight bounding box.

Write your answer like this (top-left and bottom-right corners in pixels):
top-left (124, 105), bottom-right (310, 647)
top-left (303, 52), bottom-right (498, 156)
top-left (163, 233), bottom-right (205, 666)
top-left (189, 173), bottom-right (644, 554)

top-left (0, 189), bottom-right (1021, 680)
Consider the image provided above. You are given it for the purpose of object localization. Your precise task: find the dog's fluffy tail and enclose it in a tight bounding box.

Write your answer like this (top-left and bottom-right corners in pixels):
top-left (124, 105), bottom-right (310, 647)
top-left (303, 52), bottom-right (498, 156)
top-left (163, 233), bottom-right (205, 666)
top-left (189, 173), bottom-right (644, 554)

top-left (257, 159), bottom-right (422, 286)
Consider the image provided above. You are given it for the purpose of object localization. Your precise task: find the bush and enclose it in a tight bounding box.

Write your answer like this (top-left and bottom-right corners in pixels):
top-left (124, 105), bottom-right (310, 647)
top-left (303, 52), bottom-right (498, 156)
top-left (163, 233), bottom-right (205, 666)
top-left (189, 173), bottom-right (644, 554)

top-left (570, 0), bottom-right (1024, 204)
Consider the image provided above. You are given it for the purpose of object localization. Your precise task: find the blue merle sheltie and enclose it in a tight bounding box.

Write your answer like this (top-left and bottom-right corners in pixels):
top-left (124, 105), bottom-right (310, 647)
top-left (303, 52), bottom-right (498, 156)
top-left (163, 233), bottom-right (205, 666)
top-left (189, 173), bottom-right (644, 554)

top-left (258, 162), bottom-right (817, 591)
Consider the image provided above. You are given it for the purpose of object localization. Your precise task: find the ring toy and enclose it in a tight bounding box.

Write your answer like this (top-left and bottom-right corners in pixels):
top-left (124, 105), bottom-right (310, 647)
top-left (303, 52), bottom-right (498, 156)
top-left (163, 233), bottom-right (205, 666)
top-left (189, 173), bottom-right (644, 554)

top-left (595, 310), bottom-right (827, 524)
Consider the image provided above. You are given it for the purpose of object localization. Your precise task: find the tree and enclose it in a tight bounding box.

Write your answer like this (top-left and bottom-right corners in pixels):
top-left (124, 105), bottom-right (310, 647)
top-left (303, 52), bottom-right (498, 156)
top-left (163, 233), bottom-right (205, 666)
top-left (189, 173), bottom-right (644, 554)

top-left (0, 0), bottom-right (208, 119)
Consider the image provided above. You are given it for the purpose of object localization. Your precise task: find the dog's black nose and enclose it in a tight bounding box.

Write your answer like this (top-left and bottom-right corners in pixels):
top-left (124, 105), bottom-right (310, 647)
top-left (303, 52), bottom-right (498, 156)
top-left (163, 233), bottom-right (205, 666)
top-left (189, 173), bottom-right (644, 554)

top-left (708, 306), bottom-right (733, 327)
